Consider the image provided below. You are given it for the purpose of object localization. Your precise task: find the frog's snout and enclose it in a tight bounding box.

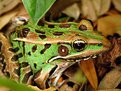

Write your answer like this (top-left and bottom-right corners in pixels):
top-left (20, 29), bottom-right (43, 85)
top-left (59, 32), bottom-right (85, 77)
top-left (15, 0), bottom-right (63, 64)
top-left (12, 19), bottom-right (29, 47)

top-left (102, 38), bottom-right (111, 51)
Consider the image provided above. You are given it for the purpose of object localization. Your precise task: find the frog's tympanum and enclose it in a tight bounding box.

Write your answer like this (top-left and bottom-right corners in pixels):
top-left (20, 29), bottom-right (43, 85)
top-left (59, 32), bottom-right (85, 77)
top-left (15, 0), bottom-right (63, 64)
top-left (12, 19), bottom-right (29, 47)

top-left (0, 19), bottom-right (111, 89)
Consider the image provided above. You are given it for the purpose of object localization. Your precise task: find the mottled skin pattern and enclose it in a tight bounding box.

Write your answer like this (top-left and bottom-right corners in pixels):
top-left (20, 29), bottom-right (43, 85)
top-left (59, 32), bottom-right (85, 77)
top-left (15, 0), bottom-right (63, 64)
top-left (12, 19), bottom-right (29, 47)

top-left (0, 20), bottom-right (111, 89)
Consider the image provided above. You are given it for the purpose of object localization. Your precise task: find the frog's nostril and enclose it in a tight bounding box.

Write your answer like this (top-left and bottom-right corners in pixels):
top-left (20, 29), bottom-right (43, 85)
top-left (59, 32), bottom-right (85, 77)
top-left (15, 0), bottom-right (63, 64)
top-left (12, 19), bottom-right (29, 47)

top-left (98, 43), bottom-right (102, 47)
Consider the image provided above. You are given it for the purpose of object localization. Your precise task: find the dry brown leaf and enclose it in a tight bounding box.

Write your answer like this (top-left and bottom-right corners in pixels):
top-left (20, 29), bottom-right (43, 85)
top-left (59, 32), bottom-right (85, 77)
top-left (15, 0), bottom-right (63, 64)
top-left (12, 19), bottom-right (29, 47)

top-left (98, 89), bottom-right (121, 91)
top-left (92, 0), bottom-right (111, 16)
top-left (112, 0), bottom-right (121, 12)
top-left (0, 10), bottom-right (17, 30)
top-left (79, 59), bottom-right (98, 90)
top-left (81, 0), bottom-right (97, 20)
top-left (62, 3), bottom-right (81, 20)
top-left (15, 4), bottom-right (29, 18)
top-left (28, 85), bottom-right (56, 91)
top-left (81, 0), bottom-right (111, 20)
top-left (0, 3), bottom-right (28, 30)
top-left (98, 66), bottom-right (121, 89)
top-left (97, 15), bottom-right (121, 36)
top-left (0, 0), bottom-right (20, 15)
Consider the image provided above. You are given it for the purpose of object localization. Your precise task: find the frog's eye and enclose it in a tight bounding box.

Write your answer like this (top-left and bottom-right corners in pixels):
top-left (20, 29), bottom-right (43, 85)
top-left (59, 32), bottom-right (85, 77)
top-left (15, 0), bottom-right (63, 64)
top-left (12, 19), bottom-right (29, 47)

top-left (73, 40), bottom-right (86, 51)
top-left (58, 45), bottom-right (68, 56)
top-left (78, 19), bottom-right (93, 31)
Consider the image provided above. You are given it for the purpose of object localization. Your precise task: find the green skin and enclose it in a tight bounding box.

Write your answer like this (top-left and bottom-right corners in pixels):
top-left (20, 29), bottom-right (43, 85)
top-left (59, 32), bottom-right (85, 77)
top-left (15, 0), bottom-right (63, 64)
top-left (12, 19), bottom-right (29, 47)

top-left (4, 20), bottom-right (110, 87)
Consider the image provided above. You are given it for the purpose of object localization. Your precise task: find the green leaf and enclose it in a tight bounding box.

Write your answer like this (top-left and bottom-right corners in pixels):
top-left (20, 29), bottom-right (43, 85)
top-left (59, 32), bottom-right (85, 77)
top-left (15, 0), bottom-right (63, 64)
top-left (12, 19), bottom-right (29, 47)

top-left (22, 0), bottom-right (56, 25)
top-left (0, 77), bottom-right (35, 91)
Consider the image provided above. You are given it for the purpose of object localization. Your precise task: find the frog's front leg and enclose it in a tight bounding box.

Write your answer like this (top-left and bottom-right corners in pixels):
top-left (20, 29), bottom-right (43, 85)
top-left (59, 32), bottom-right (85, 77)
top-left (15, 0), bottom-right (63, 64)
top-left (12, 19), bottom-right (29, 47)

top-left (48, 60), bottom-right (76, 88)
top-left (0, 33), bottom-right (20, 82)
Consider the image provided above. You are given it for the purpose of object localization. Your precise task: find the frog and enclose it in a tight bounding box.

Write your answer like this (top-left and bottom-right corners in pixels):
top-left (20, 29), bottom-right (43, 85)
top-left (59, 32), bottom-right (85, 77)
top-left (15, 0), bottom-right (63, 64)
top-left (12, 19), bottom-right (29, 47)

top-left (0, 18), bottom-right (111, 89)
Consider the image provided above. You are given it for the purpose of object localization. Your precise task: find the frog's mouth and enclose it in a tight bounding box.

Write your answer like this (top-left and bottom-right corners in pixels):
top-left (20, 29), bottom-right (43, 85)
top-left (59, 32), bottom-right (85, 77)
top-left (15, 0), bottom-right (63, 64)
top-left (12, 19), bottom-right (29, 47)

top-left (47, 54), bottom-right (96, 63)
top-left (47, 44), bottom-right (110, 63)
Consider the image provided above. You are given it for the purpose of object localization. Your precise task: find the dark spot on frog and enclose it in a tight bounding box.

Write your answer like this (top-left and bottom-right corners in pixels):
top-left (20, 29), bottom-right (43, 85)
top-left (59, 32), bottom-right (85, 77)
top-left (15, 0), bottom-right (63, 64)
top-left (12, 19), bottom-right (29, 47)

top-left (22, 71), bottom-right (33, 83)
top-left (53, 32), bottom-right (63, 36)
top-left (39, 35), bottom-right (46, 39)
top-left (40, 44), bottom-right (51, 54)
top-left (22, 28), bottom-right (30, 37)
top-left (79, 24), bottom-right (87, 30)
top-left (0, 54), bottom-right (4, 63)
top-left (34, 63), bottom-right (37, 69)
top-left (11, 53), bottom-right (23, 61)
top-left (2, 62), bottom-right (6, 73)
top-left (35, 29), bottom-right (45, 34)
top-left (9, 47), bottom-right (19, 53)
top-left (18, 53), bottom-right (23, 58)
top-left (48, 25), bottom-right (54, 28)
top-left (32, 45), bottom-right (37, 53)
top-left (14, 68), bottom-right (20, 76)
top-left (21, 62), bottom-right (29, 68)
top-left (11, 55), bottom-right (18, 61)
top-left (28, 52), bottom-right (31, 56)
top-left (59, 24), bottom-right (70, 28)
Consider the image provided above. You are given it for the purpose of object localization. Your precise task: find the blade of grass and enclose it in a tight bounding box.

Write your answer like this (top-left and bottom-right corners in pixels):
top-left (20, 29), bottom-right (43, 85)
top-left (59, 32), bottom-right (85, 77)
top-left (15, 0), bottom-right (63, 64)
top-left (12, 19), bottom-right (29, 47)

top-left (0, 77), bottom-right (35, 91)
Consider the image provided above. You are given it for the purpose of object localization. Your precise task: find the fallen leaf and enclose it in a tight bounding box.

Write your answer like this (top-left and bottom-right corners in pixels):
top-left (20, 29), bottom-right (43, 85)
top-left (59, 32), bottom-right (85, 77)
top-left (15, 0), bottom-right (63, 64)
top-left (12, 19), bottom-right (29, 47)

top-left (0, 0), bottom-right (20, 15)
top-left (81, 0), bottom-right (97, 20)
top-left (28, 85), bottom-right (56, 91)
top-left (112, 0), bottom-right (121, 12)
top-left (98, 65), bottom-right (121, 89)
top-left (47, 0), bottom-right (79, 19)
top-left (92, 0), bottom-right (111, 16)
top-left (62, 3), bottom-right (81, 20)
top-left (0, 10), bottom-right (17, 30)
top-left (97, 15), bottom-right (121, 36)
top-left (79, 59), bottom-right (98, 90)
top-left (98, 89), bottom-right (121, 91)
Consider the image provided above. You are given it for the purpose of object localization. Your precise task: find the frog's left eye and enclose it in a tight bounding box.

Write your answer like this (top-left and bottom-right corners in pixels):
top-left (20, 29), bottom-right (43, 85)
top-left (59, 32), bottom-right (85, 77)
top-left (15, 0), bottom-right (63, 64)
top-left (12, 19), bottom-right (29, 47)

top-left (78, 19), bottom-right (93, 31)
top-left (58, 45), bottom-right (68, 56)
top-left (73, 40), bottom-right (86, 51)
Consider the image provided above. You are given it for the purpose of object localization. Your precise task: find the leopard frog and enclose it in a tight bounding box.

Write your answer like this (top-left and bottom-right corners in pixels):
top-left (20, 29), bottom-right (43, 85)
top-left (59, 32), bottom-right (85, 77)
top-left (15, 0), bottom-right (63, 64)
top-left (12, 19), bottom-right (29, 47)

top-left (0, 19), bottom-right (111, 89)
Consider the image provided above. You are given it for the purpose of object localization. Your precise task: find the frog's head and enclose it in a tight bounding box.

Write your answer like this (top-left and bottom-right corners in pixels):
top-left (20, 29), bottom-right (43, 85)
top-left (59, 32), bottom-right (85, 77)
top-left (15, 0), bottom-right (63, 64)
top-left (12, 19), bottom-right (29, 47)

top-left (47, 19), bottom-right (111, 62)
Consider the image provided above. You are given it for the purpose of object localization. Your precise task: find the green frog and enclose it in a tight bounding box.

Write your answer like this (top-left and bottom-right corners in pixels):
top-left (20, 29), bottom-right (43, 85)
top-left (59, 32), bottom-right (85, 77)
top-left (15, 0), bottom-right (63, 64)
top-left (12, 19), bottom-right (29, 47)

top-left (0, 18), bottom-right (111, 89)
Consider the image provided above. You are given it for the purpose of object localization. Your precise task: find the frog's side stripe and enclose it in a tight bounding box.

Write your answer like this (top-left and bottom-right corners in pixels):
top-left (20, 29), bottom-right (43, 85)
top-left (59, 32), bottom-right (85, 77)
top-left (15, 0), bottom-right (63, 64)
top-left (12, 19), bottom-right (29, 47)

top-left (0, 33), bottom-right (20, 82)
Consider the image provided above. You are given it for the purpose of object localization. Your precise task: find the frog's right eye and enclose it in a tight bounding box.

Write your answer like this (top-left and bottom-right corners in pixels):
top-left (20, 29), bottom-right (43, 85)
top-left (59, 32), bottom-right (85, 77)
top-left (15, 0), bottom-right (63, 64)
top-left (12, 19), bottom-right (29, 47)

top-left (73, 39), bottom-right (86, 52)
top-left (78, 19), bottom-right (93, 31)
